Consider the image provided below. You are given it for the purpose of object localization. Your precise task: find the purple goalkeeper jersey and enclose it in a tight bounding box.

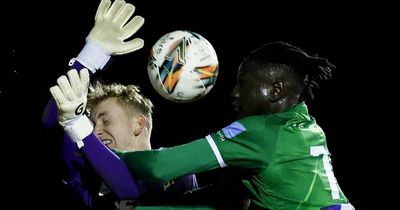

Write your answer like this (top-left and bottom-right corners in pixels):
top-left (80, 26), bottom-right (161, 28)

top-left (43, 59), bottom-right (199, 208)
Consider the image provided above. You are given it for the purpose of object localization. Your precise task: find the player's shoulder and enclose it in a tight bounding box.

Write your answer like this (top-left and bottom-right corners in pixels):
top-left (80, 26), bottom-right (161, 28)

top-left (237, 115), bottom-right (282, 130)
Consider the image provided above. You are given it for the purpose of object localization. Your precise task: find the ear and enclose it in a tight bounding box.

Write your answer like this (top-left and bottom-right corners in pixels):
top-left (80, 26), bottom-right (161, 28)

top-left (270, 81), bottom-right (284, 102)
top-left (133, 115), bottom-right (146, 136)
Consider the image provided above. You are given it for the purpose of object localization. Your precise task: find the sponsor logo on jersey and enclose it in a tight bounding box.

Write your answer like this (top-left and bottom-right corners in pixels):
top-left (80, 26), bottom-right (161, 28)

top-left (222, 121), bottom-right (246, 138)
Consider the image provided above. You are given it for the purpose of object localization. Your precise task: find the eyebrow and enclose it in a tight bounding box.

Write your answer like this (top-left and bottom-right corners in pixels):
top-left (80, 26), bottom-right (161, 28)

top-left (95, 111), bottom-right (108, 121)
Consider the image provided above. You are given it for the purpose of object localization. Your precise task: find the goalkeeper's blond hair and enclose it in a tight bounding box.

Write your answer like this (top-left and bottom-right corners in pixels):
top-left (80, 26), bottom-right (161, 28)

top-left (87, 81), bottom-right (154, 131)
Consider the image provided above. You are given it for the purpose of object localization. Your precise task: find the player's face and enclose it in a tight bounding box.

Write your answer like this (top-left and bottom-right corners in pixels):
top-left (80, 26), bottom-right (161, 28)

top-left (91, 98), bottom-right (138, 150)
top-left (231, 60), bottom-right (274, 118)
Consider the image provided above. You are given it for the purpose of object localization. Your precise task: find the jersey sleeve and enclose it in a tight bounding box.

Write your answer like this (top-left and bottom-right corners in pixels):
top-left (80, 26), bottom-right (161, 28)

top-left (115, 118), bottom-right (274, 182)
top-left (205, 118), bottom-right (274, 170)
top-left (80, 133), bottom-right (140, 199)
top-left (116, 139), bottom-right (221, 182)
top-left (61, 133), bottom-right (99, 208)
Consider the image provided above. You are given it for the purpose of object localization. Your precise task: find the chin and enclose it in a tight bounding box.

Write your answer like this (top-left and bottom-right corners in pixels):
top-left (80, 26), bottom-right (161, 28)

top-left (233, 108), bottom-right (241, 118)
top-left (236, 112), bottom-right (244, 119)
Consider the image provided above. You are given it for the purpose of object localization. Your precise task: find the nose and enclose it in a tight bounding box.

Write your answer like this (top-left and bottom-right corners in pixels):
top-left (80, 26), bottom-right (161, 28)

top-left (94, 124), bottom-right (103, 138)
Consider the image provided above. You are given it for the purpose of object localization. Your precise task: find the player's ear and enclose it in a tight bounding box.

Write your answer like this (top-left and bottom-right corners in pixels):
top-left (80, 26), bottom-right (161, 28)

top-left (270, 81), bottom-right (284, 102)
top-left (133, 115), bottom-right (146, 136)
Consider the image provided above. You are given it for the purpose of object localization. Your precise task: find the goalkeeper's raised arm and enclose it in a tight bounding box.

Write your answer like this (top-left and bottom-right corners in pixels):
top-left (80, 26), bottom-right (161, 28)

top-left (42, 0), bottom-right (146, 207)
top-left (77, 0), bottom-right (144, 73)
top-left (42, 0), bottom-right (145, 128)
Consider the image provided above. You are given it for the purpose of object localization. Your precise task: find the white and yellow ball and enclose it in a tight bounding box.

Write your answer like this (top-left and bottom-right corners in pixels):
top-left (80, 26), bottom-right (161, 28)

top-left (147, 30), bottom-right (219, 103)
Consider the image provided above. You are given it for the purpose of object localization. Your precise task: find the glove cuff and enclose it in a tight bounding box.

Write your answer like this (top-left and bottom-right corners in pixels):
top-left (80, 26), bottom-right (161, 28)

top-left (76, 41), bottom-right (111, 74)
top-left (64, 115), bottom-right (94, 147)
top-left (68, 58), bottom-right (89, 72)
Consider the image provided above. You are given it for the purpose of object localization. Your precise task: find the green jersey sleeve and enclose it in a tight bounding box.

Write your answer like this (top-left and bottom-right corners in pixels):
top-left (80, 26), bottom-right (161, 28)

top-left (207, 117), bottom-right (278, 170)
top-left (115, 139), bottom-right (220, 182)
top-left (115, 116), bottom-right (277, 181)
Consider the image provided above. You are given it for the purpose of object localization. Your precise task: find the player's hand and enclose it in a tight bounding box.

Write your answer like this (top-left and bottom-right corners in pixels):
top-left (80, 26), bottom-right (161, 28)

top-left (50, 69), bottom-right (93, 144)
top-left (87, 0), bottom-right (145, 55)
top-left (50, 69), bottom-right (89, 126)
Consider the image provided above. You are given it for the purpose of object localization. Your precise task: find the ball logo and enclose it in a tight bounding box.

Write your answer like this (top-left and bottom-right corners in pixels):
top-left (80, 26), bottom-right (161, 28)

top-left (160, 37), bottom-right (187, 93)
top-left (75, 103), bottom-right (85, 115)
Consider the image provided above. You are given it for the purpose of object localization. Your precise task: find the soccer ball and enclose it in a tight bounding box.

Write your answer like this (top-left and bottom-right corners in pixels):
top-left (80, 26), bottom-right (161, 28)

top-left (147, 30), bottom-right (219, 103)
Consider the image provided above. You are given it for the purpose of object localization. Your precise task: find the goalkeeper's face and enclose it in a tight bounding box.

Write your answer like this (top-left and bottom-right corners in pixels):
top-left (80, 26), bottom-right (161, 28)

top-left (90, 97), bottom-right (149, 151)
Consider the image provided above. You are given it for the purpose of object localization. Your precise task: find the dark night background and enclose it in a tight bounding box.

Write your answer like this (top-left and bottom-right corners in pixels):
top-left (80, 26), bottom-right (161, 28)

top-left (4, 0), bottom-right (388, 209)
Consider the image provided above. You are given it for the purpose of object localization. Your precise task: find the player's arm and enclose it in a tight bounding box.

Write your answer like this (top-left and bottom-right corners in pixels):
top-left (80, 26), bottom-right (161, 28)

top-left (50, 69), bottom-right (140, 199)
top-left (60, 133), bottom-right (110, 208)
top-left (115, 120), bottom-right (269, 182)
top-left (42, 0), bottom-right (144, 128)
top-left (115, 139), bottom-right (222, 182)
top-left (76, 0), bottom-right (144, 73)
top-left (61, 134), bottom-right (101, 207)
top-left (45, 0), bottom-right (145, 204)
top-left (80, 132), bottom-right (141, 199)
top-left (79, 134), bottom-right (200, 199)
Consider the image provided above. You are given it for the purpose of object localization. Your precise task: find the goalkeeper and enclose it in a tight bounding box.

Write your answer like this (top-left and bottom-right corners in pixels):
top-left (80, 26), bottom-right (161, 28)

top-left (43, 0), bottom-right (198, 209)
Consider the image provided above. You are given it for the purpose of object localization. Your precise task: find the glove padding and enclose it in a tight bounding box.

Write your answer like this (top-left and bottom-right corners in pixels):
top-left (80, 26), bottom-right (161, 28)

top-left (50, 69), bottom-right (93, 144)
top-left (50, 69), bottom-right (89, 126)
top-left (87, 0), bottom-right (145, 55)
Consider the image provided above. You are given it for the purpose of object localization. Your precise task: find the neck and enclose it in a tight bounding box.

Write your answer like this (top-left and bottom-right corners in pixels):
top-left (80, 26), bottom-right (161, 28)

top-left (127, 138), bottom-right (151, 151)
top-left (273, 97), bottom-right (299, 114)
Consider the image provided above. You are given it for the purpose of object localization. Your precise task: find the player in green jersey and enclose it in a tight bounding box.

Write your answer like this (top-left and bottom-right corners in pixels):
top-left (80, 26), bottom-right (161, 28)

top-left (114, 41), bottom-right (354, 209)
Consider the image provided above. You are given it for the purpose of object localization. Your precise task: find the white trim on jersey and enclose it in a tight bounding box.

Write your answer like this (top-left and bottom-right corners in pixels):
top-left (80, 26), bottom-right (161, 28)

top-left (205, 135), bottom-right (227, 168)
top-left (340, 203), bottom-right (355, 210)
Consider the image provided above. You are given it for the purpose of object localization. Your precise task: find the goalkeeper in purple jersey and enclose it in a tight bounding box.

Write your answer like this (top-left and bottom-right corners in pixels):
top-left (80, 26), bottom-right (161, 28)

top-left (47, 78), bottom-right (199, 209)
top-left (43, 0), bottom-right (199, 209)
top-left (50, 41), bottom-right (355, 209)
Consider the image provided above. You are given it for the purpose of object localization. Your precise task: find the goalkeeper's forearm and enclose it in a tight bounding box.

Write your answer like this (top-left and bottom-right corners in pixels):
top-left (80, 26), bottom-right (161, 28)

top-left (78, 130), bottom-right (140, 199)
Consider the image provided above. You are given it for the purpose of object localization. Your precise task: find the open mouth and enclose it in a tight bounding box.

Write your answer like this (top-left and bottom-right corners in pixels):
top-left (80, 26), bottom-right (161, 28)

top-left (101, 139), bottom-right (112, 146)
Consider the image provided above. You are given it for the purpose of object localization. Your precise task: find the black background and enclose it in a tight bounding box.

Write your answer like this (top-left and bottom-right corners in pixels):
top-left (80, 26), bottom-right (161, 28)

top-left (5, 0), bottom-right (384, 209)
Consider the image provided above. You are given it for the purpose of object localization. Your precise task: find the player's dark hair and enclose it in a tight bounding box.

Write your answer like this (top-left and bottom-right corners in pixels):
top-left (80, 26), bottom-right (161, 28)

top-left (246, 41), bottom-right (335, 102)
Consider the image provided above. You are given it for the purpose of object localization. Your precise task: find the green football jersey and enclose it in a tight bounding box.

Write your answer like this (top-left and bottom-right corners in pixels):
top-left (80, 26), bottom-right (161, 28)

top-left (117, 103), bottom-right (350, 209)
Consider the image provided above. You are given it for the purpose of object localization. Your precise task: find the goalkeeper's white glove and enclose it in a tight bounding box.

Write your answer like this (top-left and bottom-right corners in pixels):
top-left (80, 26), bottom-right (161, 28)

top-left (50, 69), bottom-right (93, 146)
top-left (77, 0), bottom-right (145, 73)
